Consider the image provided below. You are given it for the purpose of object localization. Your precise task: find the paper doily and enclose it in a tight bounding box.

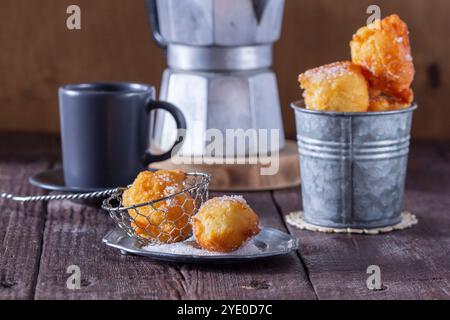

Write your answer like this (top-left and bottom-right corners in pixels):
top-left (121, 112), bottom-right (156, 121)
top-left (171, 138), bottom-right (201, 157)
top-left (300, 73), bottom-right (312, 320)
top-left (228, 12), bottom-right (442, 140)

top-left (286, 211), bottom-right (418, 235)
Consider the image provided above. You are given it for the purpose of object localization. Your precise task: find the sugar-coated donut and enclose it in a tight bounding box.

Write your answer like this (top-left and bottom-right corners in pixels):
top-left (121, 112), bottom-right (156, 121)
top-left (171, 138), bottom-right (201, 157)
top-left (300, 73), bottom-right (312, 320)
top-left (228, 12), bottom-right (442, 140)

top-left (298, 61), bottom-right (369, 112)
top-left (351, 14), bottom-right (415, 106)
top-left (192, 196), bottom-right (260, 252)
top-left (122, 170), bottom-right (194, 243)
top-left (368, 90), bottom-right (413, 112)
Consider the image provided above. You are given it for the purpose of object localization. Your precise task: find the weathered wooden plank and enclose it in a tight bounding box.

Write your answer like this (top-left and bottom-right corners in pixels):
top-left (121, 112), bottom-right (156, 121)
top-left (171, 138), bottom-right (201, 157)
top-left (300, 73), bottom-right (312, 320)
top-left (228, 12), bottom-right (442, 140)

top-left (0, 132), bottom-right (59, 161)
top-left (273, 142), bottom-right (450, 299)
top-left (436, 141), bottom-right (450, 161)
top-left (406, 141), bottom-right (450, 194)
top-left (6, 134), bottom-right (447, 300)
top-left (34, 190), bottom-right (316, 299)
top-left (0, 133), bottom-right (56, 299)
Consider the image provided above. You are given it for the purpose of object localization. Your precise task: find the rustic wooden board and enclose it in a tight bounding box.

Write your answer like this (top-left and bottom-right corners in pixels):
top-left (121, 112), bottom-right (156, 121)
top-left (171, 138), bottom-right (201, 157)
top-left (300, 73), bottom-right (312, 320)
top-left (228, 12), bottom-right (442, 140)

top-left (34, 190), bottom-right (316, 300)
top-left (150, 141), bottom-right (301, 192)
top-left (0, 133), bottom-right (57, 299)
top-left (272, 142), bottom-right (450, 299)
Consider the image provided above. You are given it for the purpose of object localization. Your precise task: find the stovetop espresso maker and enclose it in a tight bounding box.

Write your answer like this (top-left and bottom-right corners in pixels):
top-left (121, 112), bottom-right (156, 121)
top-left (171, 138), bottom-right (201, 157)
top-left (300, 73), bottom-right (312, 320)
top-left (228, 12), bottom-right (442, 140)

top-left (146, 0), bottom-right (286, 157)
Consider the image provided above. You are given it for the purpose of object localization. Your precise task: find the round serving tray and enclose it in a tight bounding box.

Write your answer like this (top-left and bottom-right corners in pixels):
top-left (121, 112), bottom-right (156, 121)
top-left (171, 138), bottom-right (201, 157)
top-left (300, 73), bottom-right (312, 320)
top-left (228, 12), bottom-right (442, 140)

top-left (103, 227), bottom-right (298, 264)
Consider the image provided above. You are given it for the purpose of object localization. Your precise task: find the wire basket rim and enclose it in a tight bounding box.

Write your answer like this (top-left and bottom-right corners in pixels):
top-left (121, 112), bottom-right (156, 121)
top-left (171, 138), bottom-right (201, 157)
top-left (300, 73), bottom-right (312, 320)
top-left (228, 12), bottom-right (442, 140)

top-left (101, 172), bottom-right (211, 212)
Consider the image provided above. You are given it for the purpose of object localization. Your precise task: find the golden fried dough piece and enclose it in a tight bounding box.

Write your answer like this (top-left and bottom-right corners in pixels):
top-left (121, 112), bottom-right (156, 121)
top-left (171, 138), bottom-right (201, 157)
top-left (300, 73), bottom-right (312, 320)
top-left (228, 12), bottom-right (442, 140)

top-left (369, 88), bottom-right (413, 112)
top-left (193, 196), bottom-right (260, 253)
top-left (122, 170), bottom-right (194, 243)
top-left (369, 95), bottom-right (409, 112)
top-left (298, 61), bottom-right (369, 112)
top-left (351, 14), bottom-right (415, 103)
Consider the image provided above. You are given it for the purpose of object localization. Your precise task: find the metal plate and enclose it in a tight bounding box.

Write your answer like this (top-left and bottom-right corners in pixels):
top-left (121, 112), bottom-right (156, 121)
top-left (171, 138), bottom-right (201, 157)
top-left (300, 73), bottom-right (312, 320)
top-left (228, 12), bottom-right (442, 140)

top-left (29, 169), bottom-right (106, 193)
top-left (29, 168), bottom-right (161, 193)
top-left (28, 169), bottom-right (111, 206)
top-left (103, 227), bottom-right (298, 264)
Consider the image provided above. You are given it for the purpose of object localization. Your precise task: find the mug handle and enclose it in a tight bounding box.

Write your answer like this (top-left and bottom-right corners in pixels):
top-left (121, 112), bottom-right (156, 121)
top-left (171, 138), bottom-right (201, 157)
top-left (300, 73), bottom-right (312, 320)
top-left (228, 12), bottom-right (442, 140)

top-left (143, 100), bottom-right (187, 164)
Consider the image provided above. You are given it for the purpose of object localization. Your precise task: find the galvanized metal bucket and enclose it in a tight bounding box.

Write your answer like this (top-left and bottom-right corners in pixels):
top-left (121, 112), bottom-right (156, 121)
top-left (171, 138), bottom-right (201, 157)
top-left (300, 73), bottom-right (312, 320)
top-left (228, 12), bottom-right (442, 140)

top-left (292, 101), bottom-right (417, 229)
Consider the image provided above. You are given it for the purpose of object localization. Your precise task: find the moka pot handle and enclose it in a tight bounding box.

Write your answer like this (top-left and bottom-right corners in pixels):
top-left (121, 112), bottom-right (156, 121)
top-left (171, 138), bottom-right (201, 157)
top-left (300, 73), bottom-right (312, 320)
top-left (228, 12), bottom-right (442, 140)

top-left (145, 0), bottom-right (167, 49)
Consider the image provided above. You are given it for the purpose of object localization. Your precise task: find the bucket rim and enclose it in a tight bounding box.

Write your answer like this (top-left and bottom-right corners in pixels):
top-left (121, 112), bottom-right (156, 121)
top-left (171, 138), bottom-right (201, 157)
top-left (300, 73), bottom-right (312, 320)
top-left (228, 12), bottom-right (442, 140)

top-left (291, 100), bottom-right (418, 117)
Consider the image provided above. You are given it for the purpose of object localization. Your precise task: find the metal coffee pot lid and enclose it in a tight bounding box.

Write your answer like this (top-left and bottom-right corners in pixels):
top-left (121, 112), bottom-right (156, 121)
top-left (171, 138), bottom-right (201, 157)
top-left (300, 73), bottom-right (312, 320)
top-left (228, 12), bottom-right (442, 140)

top-left (146, 0), bottom-right (286, 70)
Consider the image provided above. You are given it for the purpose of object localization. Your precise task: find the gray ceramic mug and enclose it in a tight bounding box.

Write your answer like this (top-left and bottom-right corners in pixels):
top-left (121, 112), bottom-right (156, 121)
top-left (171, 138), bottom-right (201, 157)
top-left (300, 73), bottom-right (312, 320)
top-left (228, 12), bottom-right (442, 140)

top-left (59, 82), bottom-right (186, 189)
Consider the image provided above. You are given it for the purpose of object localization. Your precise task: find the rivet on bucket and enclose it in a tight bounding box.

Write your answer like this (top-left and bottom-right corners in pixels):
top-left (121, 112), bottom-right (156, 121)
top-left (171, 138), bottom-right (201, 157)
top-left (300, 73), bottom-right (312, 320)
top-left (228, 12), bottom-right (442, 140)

top-left (292, 101), bottom-right (417, 229)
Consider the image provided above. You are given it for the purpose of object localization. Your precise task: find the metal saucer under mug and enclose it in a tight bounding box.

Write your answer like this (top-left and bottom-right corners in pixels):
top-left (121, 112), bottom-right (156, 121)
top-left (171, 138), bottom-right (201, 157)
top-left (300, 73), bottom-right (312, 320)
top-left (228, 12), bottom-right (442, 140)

top-left (292, 101), bottom-right (417, 229)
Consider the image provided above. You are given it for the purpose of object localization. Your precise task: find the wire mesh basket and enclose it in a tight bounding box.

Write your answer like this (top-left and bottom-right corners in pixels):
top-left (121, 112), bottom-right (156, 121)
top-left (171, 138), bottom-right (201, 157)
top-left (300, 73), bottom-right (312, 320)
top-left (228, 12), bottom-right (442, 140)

top-left (101, 172), bottom-right (211, 245)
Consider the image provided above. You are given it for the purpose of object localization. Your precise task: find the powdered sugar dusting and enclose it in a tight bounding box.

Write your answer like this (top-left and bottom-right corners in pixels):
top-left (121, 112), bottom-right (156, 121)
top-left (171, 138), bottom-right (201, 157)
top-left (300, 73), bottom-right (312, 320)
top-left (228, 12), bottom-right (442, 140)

top-left (142, 236), bottom-right (261, 256)
top-left (163, 184), bottom-right (180, 196)
top-left (215, 195), bottom-right (247, 204)
top-left (301, 62), bottom-right (356, 84)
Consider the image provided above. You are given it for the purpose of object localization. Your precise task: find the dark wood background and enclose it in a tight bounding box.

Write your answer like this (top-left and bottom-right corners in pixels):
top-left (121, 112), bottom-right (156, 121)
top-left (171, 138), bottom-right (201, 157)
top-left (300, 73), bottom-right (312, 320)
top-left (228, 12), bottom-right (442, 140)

top-left (0, 0), bottom-right (449, 139)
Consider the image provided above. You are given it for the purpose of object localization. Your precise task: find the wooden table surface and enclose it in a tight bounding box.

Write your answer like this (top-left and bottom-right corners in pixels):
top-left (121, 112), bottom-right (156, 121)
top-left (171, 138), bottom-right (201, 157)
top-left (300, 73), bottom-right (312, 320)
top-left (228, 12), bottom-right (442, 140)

top-left (0, 133), bottom-right (449, 300)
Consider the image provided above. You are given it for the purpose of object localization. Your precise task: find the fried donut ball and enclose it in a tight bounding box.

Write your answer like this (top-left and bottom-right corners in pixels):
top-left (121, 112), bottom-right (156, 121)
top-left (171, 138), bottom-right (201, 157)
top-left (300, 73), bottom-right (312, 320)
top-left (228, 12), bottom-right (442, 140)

top-left (122, 170), bottom-right (194, 243)
top-left (298, 61), bottom-right (369, 112)
top-left (351, 14), bottom-right (415, 104)
top-left (192, 196), bottom-right (260, 252)
top-left (369, 91), bottom-right (413, 112)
